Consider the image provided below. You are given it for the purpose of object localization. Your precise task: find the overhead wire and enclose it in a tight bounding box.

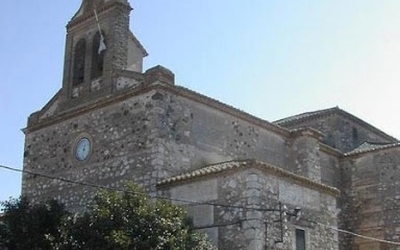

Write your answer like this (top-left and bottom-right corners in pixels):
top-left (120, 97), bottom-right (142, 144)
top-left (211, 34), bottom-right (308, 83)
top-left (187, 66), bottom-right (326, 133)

top-left (0, 164), bottom-right (275, 212)
top-left (320, 223), bottom-right (400, 246)
top-left (2, 164), bottom-right (400, 246)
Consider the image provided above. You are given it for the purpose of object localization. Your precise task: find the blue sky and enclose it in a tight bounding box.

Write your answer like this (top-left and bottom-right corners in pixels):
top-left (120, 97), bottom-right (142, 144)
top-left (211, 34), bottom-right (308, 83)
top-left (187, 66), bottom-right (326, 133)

top-left (1, 0), bottom-right (400, 204)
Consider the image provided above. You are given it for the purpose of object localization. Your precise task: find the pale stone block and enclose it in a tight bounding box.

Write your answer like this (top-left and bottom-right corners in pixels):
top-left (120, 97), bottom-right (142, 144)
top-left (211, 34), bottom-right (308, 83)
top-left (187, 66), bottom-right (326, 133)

top-left (279, 182), bottom-right (303, 206)
top-left (187, 205), bottom-right (214, 227)
top-left (170, 179), bottom-right (218, 204)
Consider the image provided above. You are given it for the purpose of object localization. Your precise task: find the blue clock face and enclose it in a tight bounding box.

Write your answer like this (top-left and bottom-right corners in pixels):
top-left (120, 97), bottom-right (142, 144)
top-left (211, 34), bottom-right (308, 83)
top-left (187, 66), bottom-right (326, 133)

top-left (75, 138), bottom-right (91, 161)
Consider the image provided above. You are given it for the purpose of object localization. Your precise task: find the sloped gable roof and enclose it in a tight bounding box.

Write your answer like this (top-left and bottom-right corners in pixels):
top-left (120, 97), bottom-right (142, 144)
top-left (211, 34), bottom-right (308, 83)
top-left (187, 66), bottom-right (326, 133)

top-left (273, 107), bottom-right (397, 142)
top-left (25, 80), bottom-right (292, 136)
top-left (345, 141), bottom-right (400, 156)
top-left (274, 107), bottom-right (338, 126)
top-left (129, 31), bottom-right (148, 57)
top-left (157, 160), bottom-right (340, 196)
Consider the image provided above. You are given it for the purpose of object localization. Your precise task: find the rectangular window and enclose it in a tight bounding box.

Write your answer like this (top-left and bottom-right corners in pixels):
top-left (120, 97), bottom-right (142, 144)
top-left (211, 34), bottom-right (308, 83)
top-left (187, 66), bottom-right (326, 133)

top-left (296, 229), bottom-right (306, 250)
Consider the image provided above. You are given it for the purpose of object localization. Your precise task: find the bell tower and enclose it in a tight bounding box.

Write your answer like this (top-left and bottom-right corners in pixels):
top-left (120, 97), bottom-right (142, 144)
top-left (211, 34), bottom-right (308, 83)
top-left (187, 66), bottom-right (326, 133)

top-left (60, 0), bottom-right (147, 108)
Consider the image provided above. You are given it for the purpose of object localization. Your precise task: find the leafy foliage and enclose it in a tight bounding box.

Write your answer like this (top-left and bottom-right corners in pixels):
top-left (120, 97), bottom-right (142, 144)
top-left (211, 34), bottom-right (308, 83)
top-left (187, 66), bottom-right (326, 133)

top-left (0, 183), bottom-right (216, 250)
top-left (54, 183), bottom-right (217, 250)
top-left (0, 197), bottom-right (68, 250)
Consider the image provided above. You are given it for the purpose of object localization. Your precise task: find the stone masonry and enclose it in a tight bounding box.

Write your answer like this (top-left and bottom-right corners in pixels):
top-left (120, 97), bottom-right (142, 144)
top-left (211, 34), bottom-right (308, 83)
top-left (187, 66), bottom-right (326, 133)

top-left (22, 0), bottom-right (400, 249)
top-left (158, 161), bottom-right (339, 250)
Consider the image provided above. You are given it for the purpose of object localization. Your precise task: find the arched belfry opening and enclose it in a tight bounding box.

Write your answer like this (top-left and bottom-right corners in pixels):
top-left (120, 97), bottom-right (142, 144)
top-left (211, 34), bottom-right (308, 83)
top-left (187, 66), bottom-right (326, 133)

top-left (91, 31), bottom-right (106, 79)
top-left (62, 0), bottom-right (147, 103)
top-left (72, 39), bottom-right (86, 86)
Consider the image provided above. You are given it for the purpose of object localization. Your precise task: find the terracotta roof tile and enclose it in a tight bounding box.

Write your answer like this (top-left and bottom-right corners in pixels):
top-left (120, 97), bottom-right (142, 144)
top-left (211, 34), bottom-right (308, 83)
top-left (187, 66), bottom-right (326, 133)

top-left (274, 107), bottom-right (338, 126)
top-left (345, 142), bottom-right (400, 156)
top-left (273, 107), bottom-right (397, 142)
top-left (157, 160), bottom-right (340, 196)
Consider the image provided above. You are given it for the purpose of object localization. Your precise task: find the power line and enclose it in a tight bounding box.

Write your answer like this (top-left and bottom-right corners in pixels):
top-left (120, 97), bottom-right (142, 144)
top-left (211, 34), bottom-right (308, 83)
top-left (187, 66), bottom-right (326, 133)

top-left (319, 223), bottom-right (400, 246)
top-left (193, 218), bottom-right (261, 230)
top-left (2, 164), bottom-right (400, 246)
top-left (299, 215), bottom-right (400, 246)
top-left (0, 164), bottom-right (276, 212)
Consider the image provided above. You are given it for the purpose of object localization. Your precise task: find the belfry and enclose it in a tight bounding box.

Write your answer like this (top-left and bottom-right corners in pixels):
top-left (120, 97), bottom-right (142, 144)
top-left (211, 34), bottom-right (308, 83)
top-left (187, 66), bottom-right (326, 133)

top-left (22, 1), bottom-right (400, 249)
top-left (60, 0), bottom-right (147, 108)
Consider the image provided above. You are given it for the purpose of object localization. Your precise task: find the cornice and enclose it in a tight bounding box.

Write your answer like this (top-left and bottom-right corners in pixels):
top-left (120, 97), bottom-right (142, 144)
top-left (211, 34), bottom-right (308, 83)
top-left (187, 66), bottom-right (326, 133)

top-left (26, 82), bottom-right (153, 133)
top-left (26, 78), bottom-right (290, 138)
top-left (335, 109), bottom-right (398, 142)
top-left (290, 127), bottom-right (324, 141)
top-left (344, 142), bottom-right (400, 158)
top-left (275, 107), bottom-right (397, 143)
top-left (67, 2), bottom-right (132, 30)
top-left (157, 159), bottom-right (340, 197)
top-left (319, 143), bottom-right (343, 158)
top-left (274, 107), bottom-right (337, 127)
top-left (168, 85), bottom-right (291, 137)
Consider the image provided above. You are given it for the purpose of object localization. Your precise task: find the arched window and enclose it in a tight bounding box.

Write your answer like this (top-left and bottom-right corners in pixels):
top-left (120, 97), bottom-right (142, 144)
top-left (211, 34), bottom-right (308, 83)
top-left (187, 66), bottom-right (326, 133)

top-left (73, 39), bottom-right (86, 85)
top-left (91, 31), bottom-right (106, 79)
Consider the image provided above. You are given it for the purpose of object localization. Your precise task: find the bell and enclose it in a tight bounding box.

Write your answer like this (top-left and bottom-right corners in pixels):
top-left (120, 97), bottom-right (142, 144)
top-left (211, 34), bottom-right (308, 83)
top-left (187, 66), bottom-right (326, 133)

top-left (98, 35), bottom-right (106, 54)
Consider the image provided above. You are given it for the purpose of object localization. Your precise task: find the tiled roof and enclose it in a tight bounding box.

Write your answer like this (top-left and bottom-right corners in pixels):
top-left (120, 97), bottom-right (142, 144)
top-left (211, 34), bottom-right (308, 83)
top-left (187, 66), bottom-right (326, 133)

top-left (158, 160), bottom-right (246, 186)
top-left (274, 107), bottom-right (338, 126)
top-left (273, 107), bottom-right (397, 142)
top-left (157, 160), bottom-right (340, 196)
top-left (345, 142), bottom-right (400, 156)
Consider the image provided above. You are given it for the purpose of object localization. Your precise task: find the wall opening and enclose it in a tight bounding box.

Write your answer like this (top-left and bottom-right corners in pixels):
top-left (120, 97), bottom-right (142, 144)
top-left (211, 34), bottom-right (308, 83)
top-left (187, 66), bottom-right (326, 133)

top-left (295, 228), bottom-right (306, 250)
top-left (72, 38), bottom-right (86, 85)
top-left (91, 31), bottom-right (106, 79)
top-left (352, 127), bottom-right (359, 142)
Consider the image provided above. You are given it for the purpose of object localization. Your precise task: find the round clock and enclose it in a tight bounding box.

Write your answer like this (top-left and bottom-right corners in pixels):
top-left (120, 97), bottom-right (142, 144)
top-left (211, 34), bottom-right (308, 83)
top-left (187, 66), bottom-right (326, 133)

top-left (75, 137), bottom-right (91, 161)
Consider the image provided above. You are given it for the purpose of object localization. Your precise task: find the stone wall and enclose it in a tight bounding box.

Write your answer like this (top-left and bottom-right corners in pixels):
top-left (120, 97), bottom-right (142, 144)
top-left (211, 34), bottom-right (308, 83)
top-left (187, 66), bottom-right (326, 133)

top-left (153, 90), bottom-right (290, 174)
top-left (61, 1), bottom-right (143, 111)
top-left (23, 91), bottom-right (166, 212)
top-left (278, 113), bottom-right (394, 153)
top-left (23, 81), bottom-right (290, 211)
top-left (152, 92), bottom-right (343, 187)
top-left (24, 82), bottom-right (344, 212)
top-left (161, 166), bottom-right (339, 250)
top-left (290, 132), bottom-right (321, 182)
top-left (23, 2), bottom-right (400, 250)
top-left (320, 150), bottom-right (341, 189)
top-left (341, 147), bottom-right (400, 250)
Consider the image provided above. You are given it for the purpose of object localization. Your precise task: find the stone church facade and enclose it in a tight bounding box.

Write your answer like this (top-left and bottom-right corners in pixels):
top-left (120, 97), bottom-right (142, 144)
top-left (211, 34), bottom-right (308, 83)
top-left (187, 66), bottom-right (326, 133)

top-left (22, 1), bottom-right (400, 249)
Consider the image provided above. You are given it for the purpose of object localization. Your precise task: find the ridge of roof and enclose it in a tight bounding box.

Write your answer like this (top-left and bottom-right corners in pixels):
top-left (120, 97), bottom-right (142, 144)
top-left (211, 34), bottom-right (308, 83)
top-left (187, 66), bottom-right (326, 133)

top-left (172, 85), bottom-right (290, 136)
top-left (26, 81), bottom-right (291, 137)
top-left (157, 159), bottom-right (340, 196)
top-left (273, 107), bottom-right (338, 125)
top-left (345, 141), bottom-right (400, 157)
top-left (273, 107), bottom-right (397, 142)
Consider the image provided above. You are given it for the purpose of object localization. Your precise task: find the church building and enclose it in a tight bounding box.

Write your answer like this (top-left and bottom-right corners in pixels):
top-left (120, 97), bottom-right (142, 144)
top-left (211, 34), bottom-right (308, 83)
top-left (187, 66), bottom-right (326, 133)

top-left (22, 1), bottom-right (400, 249)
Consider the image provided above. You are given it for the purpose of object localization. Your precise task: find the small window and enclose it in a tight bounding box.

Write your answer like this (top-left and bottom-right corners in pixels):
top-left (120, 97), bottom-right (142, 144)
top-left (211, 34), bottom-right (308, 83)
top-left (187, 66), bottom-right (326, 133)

top-left (352, 127), bottom-right (358, 142)
top-left (296, 229), bottom-right (306, 250)
top-left (73, 39), bottom-right (86, 85)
